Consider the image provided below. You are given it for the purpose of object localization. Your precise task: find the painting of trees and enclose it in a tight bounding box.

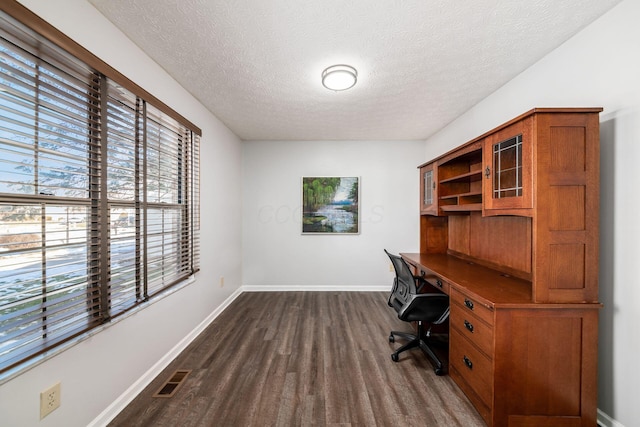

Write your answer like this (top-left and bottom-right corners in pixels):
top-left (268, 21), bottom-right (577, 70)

top-left (302, 177), bottom-right (359, 234)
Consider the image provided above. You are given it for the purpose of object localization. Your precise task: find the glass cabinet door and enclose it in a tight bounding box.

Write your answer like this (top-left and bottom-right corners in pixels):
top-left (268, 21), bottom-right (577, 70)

top-left (420, 162), bottom-right (437, 215)
top-left (492, 134), bottom-right (523, 199)
top-left (483, 117), bottom-right (533, 212)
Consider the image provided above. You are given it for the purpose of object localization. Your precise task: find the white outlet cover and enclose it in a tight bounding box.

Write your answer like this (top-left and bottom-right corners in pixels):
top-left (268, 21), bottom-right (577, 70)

top-left (40, 382), bottom-right (61, 419)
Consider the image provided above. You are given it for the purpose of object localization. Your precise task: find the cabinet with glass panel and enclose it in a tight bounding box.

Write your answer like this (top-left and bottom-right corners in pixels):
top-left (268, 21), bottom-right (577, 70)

top-left (419, 161), bottom-right (437, 215)
top-left (420, 108), bottom-right (601, 220)
top-left (482, 116), bottom-right (533, 215)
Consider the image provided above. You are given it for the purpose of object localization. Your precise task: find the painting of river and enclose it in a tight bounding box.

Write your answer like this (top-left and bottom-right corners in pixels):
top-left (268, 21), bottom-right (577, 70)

top-left (302, 177), bottom-right (359, 234)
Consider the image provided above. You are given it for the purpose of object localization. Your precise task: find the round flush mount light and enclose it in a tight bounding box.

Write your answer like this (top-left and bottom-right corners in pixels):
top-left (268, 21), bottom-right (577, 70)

top-left (321, 64), bottom-right (357, 91)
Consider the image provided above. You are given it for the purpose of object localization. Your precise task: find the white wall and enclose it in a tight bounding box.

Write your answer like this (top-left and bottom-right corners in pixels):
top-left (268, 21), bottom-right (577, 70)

top-left (242, 140), bottom-right (423, 289)
top-left (422, 1), bottom-right (639, 425)
top-left (2, 0), bottom-right (636, 426)
top-left (0, 1), bottom-right (243, 426)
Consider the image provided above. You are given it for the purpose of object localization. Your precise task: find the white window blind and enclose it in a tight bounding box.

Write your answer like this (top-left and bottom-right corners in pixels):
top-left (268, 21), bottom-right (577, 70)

top-left (0, 8), bottom-right (200, 374)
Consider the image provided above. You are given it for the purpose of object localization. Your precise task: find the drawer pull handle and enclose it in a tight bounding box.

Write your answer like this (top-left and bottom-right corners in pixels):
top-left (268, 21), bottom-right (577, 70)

top-left (464, 320), bottom-right (474, 333)
top-left (436, 279), bottom-right (443, 288)
top-left (464, 299), bottom-right (474, 310)
top-left (463, 356), bottom-right (473, 370)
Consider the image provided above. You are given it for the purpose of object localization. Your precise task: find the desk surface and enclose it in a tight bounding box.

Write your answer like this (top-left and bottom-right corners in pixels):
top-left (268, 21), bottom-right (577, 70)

top-left (401, 253), bottom-right (534, 307)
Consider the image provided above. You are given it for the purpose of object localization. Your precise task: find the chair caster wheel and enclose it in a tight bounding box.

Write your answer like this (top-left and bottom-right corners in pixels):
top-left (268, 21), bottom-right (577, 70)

top-left (434, 368), bottom-right (443, 376)
top-left (391, 353), bottom-right (399, 362)
top-left (389, 334), bottom-right (395, 343)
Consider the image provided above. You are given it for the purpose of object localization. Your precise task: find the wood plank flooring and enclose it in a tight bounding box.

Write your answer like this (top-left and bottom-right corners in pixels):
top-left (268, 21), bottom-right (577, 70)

top-left (108, 291), bottom-right (485, 426)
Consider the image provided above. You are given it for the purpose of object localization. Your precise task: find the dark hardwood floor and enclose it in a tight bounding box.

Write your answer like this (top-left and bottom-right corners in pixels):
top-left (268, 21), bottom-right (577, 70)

top-left (108, 291), bottom-right (485, 426)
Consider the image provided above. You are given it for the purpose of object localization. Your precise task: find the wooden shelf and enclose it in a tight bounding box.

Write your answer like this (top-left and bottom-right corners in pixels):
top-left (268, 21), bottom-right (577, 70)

top-left (440, 191), bottom-right (482, 200)
top-left (440, 190), bottom-right (483, 212)
top-left (440, 203), bottom-right (482, 212)
top-left (438, 148), bottom-right (483, 212)
top-left (439, 170), bottom-right (482, 184)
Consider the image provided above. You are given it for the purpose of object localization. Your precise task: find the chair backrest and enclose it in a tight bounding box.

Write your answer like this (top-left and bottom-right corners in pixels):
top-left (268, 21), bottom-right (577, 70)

top-left (385, 249), bottom-right (418, 307)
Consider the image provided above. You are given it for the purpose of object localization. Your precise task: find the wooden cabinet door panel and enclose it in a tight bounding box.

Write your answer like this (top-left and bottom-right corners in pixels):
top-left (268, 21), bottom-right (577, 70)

top-left (493, 307), bottom-right (599, 427)
top-left (483, 117), bottom-right (533, 212)
top-left (420, 162), bottom-right (438, 215)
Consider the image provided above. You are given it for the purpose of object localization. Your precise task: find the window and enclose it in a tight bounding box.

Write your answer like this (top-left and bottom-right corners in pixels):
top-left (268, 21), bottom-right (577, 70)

top-left (0, 7), bottom-right (200, 374)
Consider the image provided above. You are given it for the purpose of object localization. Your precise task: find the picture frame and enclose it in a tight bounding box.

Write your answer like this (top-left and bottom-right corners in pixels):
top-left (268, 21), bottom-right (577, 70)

top-left (301, 176), bottom-right (359, 234)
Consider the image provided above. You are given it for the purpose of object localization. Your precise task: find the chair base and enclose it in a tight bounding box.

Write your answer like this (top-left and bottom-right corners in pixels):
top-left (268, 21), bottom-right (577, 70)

top-left (389, 321), bottom-right (445, 376)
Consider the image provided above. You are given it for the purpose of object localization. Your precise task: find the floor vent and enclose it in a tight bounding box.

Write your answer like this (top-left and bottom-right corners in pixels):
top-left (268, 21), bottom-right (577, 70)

top-left (152, 369), bottom-right (192, 398)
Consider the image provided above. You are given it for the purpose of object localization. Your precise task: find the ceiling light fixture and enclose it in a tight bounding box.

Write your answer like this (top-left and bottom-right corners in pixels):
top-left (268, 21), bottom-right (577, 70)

top-left (321, 64), bottom-right (357, 91)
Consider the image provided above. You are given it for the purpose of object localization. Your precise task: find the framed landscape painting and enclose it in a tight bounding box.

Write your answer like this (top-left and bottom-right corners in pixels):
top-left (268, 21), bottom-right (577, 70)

top-left (302, 176), bottom-right (359, 234)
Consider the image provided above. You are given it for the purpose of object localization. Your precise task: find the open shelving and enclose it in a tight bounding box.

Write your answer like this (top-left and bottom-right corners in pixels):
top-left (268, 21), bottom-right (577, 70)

top-left (437, 147), bottom-right (483, 213)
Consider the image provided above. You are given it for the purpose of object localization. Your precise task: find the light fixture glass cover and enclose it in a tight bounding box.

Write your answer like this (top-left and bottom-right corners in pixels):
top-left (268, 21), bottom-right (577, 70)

top-left (322, 64), bottom-right (357, 91)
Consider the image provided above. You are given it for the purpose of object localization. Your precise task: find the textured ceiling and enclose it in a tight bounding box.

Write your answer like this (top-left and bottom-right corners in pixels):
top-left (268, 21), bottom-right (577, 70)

top-left (87, 0), bottom-right (620, 141)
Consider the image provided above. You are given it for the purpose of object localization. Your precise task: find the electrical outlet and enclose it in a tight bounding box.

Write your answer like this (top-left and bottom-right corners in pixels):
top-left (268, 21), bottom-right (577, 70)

top-left (40, 382), bottom-right (61, 419)
top-left (219, 276), bottom-right (224, 287)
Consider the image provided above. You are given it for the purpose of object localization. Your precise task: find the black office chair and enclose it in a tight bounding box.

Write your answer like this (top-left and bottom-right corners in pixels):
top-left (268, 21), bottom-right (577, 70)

top-left (385, 249), bottom-right (449, 375)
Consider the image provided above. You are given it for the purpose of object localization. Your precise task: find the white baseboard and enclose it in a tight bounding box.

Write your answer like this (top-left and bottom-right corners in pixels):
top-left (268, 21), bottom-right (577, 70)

top-left (241, 284), bottom-right (390, 292)
top-left (598, 409), bottom-right (626, 427)
top-left (87, 287), bottom-right (243, 427)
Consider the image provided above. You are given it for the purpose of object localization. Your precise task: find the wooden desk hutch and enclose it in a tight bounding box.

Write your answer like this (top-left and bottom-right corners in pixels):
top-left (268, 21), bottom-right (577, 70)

top-left (402, 108), bottom-right (602, 427)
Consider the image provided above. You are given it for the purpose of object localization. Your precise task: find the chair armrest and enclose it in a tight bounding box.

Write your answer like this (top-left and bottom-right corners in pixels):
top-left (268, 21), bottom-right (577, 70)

top-left (413, 275), bottom-right (427, 293)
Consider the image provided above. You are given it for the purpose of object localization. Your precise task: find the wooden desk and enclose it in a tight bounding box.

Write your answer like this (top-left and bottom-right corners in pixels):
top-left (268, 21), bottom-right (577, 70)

top-left (410, 109), bottom-right (602, 426)
top-left (401, 252), bottom-right (600, 427)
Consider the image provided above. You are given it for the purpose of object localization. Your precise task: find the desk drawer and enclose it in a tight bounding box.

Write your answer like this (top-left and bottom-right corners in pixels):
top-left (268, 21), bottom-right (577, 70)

top-left (451, 287), bottom-right (494, 326)
top-left (450, 328), bottom-right (493, 408)
top-left (450, 303), bottom-right (494, 357)
top-left (420, 268), bottom-right (450, 294)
